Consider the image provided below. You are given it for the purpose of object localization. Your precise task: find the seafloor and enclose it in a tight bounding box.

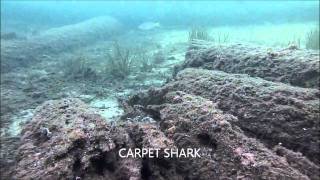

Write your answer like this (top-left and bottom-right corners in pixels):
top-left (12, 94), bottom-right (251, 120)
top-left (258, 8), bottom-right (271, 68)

top-left (0, 17), bottom-right (319, 180)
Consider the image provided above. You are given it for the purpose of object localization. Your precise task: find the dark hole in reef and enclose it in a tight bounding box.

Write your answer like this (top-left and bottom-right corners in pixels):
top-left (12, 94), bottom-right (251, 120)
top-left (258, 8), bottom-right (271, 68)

top-left (59, 105), bottom-right (69, 109)
top-left (197, 133), bottom-right (218, 149)
top-left (141, 158), bottom-right (152, 180)
top-left (34, 129), bottom-right (50, 145)
top-left (90, 154), bottom-right (108, 175)
top-left (72, 158), bottom-right (82, 178)
top-left (72, 139), bottom-right (86, 149)
top-left (104, 152), bottom-right (116, 172)
top-left (154, 157), bottom-right (171, 169)
top-left (146, 108), bottom-right (161, 121)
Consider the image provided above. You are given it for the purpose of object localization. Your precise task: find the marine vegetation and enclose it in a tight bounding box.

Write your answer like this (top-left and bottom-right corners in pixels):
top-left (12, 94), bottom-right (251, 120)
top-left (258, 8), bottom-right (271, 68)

top-left (61, 56), bottom-right (97, 80)
top-left (305, 28), bottom-right (319, 50)
top-left (286, 35), bottom-right (301, 49)
top-left (215, 32), bottom-right (230, 44)
top-left (105, 42), bottom-right (134, 79)
top-left (189, 27), bottom-right (210, 41)
top-left (137, 50), bottom-right (154, 72)
top-left (153, 50), bottom-right (166, 64)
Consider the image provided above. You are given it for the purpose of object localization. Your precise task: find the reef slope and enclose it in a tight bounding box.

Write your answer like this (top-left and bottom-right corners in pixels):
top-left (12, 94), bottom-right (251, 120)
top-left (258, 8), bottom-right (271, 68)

top-left (176, 41), bottom-right (319, 88)
top-left (141, 68), bottom-right (320, 165)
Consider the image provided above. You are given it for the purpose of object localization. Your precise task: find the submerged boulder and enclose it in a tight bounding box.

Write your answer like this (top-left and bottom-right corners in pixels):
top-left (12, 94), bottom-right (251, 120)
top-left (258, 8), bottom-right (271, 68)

top-left (15, 96), bottom-right (316, 180)
top-left (14, 98), bottom-right (140, 180)
top-left (159, 68), bottom-right (320, 165)
top-left (177, 41), bottom-right (319, 88)
top-left (13, 98), bottom-right (178, 179)
top-left (126, 90), bottom-right (316, 179)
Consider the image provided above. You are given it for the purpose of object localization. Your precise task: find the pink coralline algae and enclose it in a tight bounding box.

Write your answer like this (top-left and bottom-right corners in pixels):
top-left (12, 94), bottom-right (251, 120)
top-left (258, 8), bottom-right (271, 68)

top-left (234, 147), bottom-right (256, 166)
top-left (173, 95), bottom-right (182, 102)
top-left (201, 106), bottom-right (209, 113)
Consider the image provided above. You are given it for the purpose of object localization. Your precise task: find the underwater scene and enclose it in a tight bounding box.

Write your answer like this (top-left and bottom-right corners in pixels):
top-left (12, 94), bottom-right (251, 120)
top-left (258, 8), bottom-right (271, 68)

top-left (0, 1), bottom-right (319, 179)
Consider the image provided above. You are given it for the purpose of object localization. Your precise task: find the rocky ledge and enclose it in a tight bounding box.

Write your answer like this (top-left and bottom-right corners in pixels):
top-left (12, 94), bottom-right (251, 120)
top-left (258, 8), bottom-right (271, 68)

top-left (14, 92), bottom-right (319, 179)
top-left (175, 41), bottom-right (319, 88)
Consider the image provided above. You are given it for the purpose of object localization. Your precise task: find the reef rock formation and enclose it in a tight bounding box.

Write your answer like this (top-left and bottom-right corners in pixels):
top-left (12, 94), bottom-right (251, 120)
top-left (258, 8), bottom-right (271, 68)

top-left (15, 96), bottom-right (319, 179)
top-left (148, 68), bottom-right (320, 165)
top-left (1, 16), bottom-right (122, 72)
top-left (127, 90), bottom-right (318, 179)
top-left (14, 98), bottom-right (136, 180)
top-left (14, 98), bottom-right (173, 180)
top-left (177, 41), bottom-right (319, 88)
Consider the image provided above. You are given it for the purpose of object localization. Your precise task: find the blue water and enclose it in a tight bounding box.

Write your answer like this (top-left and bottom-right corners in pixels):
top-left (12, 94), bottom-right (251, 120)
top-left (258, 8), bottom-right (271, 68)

top-left (1, 1), bottom-right (319, 32)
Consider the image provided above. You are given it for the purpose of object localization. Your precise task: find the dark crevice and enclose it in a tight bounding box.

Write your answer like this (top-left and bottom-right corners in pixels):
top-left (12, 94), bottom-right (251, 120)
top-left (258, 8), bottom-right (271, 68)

top-left (90, 154), bottom-right (108, 175)
top-left (104, 152), bottom-right (116, 172)
top-left (197, 133), bottom-right (217, 149)
top-left (145, 108), bottom-right (161, 121)
top-left (141, 158), bottom-right (152, 180)
top-left (72, 158), bottom-right (82, 179)
top-left (154, 157), bottom-right (171, 169)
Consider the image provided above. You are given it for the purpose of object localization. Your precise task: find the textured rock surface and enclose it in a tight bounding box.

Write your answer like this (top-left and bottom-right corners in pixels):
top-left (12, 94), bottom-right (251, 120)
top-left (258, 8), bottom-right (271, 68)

top-left (273, 145), bottom-right (320, 180)
top-left (13, 99), bottom-right (182, 180)
top-left (15, 96), bottom-right (317, 180)
top-left (127, 90), bottom-right (317, 179)
top-left (159, 68), bottom-right (320, 165)
top-left (14, 98), bottom-right (140, 180)
top-left (177, 41), bottom-right (319, 88)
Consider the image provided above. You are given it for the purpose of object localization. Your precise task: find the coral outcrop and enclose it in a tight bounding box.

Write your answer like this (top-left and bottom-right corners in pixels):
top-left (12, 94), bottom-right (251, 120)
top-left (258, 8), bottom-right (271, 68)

top-left (13, 99), bottom-right (174, 180)
top-left (162, 68), bottom-right (319, 165)
top-left (14, 92), bottom-right (319, 179)
top-left (177, 41), bottom-right (319, 88)
top-left (128, 91), bottom-right (315, 179)
top-left (14, 98), bottom-right (128, 179)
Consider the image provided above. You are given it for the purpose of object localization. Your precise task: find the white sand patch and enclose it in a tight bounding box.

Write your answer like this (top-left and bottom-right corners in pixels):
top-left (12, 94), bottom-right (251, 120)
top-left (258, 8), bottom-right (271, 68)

top-left (154, 30), bottom-right (189, 46)
top-left (150, 22), bottom-right (318, 48)
top-left (7, 109), bottom-right (34, 136)
top-left (89, 97), bottom-right (124, 121)
top-left (207, 22), bottom-right (318, 47)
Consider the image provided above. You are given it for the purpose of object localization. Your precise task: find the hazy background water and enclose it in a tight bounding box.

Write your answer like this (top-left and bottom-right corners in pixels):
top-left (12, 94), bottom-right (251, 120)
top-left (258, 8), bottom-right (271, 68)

top-left (1, 1), bottom-right (319, 33)
top-left (0, 1), bottom-right (319, 136)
